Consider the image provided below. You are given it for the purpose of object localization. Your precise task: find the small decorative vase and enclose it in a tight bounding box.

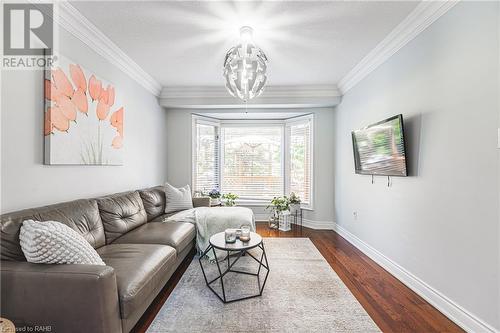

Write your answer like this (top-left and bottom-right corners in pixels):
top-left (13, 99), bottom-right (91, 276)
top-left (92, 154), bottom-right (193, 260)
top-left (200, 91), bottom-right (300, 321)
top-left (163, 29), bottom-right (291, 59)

top-left (210, 198), bottom-right (220, 206)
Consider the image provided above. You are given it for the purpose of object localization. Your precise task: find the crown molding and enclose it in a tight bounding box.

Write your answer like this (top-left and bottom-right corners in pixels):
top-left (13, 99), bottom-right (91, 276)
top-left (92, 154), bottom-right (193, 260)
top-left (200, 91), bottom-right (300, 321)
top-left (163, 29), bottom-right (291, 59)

top-left (160, 85), bottom-right (342, 109)
top-left (54, 2), bottom-right (162, 96)
top-left (160, 85), bottom-right (341, 99)
top-left (338, 0), bottom-right (459, 94)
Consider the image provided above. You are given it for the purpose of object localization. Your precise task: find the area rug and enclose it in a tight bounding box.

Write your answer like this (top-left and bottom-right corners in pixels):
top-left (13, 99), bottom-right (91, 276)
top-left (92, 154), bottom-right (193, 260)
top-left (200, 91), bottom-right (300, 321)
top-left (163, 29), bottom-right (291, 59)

top-left (147, 238), bottom-right (380, 333)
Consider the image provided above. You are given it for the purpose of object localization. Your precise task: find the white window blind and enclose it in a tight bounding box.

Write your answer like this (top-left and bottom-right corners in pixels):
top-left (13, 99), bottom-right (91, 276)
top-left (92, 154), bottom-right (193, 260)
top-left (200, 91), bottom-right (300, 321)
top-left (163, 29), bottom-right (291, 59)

top-left (193, 121), bottom-right (219, 194)
top-left (221, 126), bottom-right (284, 200)
top-left (288, 119), bottom-right (312, 206)
top-left (192, 115), bottom-right (314, 207)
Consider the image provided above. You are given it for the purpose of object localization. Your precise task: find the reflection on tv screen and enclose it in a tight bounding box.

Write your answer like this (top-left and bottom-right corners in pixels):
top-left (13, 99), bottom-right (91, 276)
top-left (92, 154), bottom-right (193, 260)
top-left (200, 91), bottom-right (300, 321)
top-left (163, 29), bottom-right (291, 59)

top-left (352, 115), bottom-right (407, 176)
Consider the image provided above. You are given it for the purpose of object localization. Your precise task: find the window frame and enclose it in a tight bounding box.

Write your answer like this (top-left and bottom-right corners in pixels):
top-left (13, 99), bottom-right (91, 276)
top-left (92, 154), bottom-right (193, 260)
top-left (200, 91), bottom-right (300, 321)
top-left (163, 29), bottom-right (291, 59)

top-left (191, 115), bottom-right (221, 195)
top-left (192, 114), bottom-right (314, 210)
top-left (285, 114), bottom-right (314, 210)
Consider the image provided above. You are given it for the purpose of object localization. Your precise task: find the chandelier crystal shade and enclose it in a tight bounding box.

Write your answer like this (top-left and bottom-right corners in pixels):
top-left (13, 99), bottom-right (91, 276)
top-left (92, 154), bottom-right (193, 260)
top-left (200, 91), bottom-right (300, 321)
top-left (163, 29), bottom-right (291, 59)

top-left (223, 26), bottom-right (268, 102)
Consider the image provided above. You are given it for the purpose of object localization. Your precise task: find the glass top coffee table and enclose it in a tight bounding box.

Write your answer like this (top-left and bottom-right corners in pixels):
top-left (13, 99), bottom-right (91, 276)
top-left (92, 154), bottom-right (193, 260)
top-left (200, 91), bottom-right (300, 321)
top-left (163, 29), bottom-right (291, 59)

top-left (198, 231), bottom-right (270, 303)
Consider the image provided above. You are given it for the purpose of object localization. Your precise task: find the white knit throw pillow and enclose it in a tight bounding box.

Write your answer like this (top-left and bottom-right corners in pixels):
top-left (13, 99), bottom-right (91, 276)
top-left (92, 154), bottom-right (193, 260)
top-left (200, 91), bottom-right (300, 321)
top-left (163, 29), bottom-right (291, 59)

top-left (164, 183), bottom-right (193, 213)
top-left (20, 220), bottom-right (105, 265)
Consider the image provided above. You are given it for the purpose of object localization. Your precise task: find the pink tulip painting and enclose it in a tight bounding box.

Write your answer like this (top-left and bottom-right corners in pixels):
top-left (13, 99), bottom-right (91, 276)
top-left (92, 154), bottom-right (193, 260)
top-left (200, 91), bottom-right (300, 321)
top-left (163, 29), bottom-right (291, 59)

top-left (57, 96), bottom-right (78, 122)
top-left (110, 107), bottom-right (123, 133)
top-left (44, 110), bottom-right (52, 136)
top-left (110, 107), bottom-right (124, 149)
top-left (45, 79), bottom-right (62, 103)
top-left (44, 56), bottom-right (124, 165)
top-left (72, 89), bottom-right (88, 114)
top-left (52, 68), bottom-right (74, 98)
top-left (69, 64), bottom-right (86, 91)
top-left (48, 106), bottom-right (70, 132)
top-left (88, 75), bottom-right (102, 101)
top-left (96, 100), bottom-right (110, 120)
top-left (107, 86), bottom-right (115, 107)
top-left (111, 135), bottom-right (123, 149)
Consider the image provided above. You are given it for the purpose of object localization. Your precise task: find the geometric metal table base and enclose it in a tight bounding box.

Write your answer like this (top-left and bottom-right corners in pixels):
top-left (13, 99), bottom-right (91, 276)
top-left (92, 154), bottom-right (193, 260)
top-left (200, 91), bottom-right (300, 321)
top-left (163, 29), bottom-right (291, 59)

top-left (199, 242), bottom-right (270, 303)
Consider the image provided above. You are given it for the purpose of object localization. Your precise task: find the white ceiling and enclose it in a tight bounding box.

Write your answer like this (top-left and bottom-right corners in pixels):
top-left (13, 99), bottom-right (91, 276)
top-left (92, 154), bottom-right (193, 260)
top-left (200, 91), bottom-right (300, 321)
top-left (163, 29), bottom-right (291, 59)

top-left (70, 1), bottom-right (419, 87)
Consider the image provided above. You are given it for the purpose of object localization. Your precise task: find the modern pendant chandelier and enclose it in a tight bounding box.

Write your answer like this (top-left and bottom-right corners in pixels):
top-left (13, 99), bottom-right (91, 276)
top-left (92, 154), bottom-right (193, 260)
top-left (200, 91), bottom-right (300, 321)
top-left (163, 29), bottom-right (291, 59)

top-left (223, 26), bottom-right (268, 102)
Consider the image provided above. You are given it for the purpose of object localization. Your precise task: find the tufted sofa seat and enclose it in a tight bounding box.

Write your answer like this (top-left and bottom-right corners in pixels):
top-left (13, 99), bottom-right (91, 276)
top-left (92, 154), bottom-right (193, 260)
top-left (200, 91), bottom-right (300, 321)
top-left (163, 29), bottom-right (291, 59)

top-left (0, 185), bottom-right (208, 333)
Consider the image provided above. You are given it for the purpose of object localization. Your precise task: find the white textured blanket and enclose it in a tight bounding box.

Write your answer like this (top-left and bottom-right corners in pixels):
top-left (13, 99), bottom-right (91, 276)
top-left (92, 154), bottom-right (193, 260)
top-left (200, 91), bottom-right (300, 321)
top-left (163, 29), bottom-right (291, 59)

top-left (166, 207), bottom-right (256, 260)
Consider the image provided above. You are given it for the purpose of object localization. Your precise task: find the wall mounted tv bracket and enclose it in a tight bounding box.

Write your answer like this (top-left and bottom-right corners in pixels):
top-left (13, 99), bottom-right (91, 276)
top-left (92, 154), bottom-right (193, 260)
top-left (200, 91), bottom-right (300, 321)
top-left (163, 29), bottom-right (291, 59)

top-left (370, 174), bottom-right (392, 187)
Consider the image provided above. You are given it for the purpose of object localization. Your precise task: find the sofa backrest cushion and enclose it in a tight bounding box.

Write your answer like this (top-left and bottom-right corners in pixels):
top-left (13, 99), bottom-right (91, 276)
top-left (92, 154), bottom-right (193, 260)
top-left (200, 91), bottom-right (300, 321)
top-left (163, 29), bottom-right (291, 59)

top-left (97, 191), bottom-right (147, 243)
top-left (1, 199), bottom-right (105, 261)
top-left (139, 186), bottom-right (165, 221)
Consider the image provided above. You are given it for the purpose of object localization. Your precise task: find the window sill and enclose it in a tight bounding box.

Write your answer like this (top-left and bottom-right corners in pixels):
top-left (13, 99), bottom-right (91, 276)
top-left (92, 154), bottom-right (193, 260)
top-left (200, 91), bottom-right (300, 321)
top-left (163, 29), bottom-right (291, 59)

top-left (235, 199), bottom-right (314, 211)
top-left (235, 200), bottom-right (269, 207)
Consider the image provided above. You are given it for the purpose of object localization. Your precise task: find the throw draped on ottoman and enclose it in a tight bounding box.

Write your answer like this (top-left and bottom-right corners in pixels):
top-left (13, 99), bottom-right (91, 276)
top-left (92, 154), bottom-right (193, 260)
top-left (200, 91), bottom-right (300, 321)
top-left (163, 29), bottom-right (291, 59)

top-left (165, 206), bottom-right (256, 260)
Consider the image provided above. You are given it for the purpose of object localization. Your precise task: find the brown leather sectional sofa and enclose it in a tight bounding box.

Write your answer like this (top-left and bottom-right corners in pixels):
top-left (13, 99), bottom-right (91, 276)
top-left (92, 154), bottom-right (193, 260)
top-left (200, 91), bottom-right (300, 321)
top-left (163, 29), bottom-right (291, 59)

top-left (0, 186), bottom-right (209, 333)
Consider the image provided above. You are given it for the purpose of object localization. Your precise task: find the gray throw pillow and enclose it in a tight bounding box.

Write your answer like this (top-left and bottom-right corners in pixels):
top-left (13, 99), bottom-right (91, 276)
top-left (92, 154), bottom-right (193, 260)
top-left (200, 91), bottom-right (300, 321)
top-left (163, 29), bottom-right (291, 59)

top-left (164, 183), bottom-right (193, 213)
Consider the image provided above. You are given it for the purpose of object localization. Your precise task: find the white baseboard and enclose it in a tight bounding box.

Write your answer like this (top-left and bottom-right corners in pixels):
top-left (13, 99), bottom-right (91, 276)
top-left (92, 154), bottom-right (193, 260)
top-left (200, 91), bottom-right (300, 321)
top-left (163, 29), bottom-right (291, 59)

top-left (303, 219), bottom-right (335, 230)
top-left (333, 223), bottom-right (499, 333)
top-left (254, 214), bottom-right (270, 222)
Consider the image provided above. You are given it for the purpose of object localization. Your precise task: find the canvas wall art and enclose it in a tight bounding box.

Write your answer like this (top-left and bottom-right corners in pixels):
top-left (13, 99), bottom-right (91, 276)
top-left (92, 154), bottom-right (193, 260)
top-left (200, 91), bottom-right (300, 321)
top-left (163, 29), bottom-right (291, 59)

top-left (44, 56), bottom-right (124, 165)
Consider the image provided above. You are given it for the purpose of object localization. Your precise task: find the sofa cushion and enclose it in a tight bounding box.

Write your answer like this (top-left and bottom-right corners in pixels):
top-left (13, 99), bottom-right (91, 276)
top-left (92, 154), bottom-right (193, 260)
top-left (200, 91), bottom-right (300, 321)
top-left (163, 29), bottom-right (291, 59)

top-left (97, 243), bottom-right (176, 319)
top-left (150, 212), bottom-right (177, 222)
top-left (97, 191), bottom-right (147, 244)
top-left (138, 186), bottom-right (165, 221)
top-left (1, 199), bottom-right (105, 261)
top-left (112, 222), bottom-right (195, 254)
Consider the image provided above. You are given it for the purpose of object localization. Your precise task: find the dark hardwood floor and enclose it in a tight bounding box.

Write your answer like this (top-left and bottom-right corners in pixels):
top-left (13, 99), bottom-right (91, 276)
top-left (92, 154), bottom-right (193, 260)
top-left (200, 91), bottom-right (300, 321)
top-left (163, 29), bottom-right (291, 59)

top-left (132, 223), bottom-right (464, 333)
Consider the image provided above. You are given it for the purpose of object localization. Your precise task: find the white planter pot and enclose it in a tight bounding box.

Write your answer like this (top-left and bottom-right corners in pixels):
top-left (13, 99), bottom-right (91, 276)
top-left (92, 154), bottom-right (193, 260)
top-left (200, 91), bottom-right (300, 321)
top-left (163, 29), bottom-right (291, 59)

top-left (210, 198), bottom-right (220, 206)
top-left (278, 211), bottom-right (291, 232)
top-left (289, 203), bottom-right (301, 215)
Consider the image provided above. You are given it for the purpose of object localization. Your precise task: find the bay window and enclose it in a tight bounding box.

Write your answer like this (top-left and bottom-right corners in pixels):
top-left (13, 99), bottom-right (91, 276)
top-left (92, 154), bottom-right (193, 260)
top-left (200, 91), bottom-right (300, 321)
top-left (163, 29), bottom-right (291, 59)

top-left (221, 125), bottom-right (283, 200)
top-left (192, 119), bottom-right (219, 194)
top-left (287, 119), bottom-right (313, 206)
top-left (192, 114), bottom-right (313, 208)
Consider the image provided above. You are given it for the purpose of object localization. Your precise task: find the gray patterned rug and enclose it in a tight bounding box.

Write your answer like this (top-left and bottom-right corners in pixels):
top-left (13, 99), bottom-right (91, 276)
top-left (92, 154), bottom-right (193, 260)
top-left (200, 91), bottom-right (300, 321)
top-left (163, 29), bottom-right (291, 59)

top-left (147, 238), bottom-right (380, 333)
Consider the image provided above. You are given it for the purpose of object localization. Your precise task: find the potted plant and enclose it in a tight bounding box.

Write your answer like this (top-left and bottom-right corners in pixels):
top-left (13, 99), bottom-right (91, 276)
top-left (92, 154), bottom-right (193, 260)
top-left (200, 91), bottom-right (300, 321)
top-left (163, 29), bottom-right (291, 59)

top-left (208, 188), bottom-right (221, 206)
top-left (289, 192), bottom-right (301, 215)
top-left (222, 193), bottom-right (238, 207)
top-left (266, 196), bottom-right (291, 230)
top-left (267, 196), bottom-right (290, 215)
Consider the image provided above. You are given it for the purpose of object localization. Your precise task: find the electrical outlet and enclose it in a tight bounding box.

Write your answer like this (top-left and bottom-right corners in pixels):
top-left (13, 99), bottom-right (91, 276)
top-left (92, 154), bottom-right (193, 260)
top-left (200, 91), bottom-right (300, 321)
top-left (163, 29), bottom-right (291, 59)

top-left (353, 211), bottom-right (358, 220)
top-left (498, 128), bottom-right (500, 149)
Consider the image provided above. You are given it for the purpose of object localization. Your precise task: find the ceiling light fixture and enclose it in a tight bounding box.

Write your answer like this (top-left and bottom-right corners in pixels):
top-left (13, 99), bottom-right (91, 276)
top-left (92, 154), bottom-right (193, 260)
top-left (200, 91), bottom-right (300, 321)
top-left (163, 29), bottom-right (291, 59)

top-left (223, 26), bottom-right (268, 102)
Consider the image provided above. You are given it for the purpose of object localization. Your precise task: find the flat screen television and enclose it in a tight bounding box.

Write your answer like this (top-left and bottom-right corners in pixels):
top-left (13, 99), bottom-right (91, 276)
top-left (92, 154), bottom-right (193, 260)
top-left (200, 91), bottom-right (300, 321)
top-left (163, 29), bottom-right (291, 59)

top-left (351, 114), bottom-right (408, 176)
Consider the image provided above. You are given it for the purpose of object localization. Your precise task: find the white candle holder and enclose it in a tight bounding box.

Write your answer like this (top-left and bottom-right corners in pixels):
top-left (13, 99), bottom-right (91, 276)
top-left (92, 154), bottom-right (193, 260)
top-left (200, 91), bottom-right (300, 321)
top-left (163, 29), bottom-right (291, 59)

top-left (224, 229), bottom-right (237, 243)
top-left (239, 225), bottom-right (251, 242)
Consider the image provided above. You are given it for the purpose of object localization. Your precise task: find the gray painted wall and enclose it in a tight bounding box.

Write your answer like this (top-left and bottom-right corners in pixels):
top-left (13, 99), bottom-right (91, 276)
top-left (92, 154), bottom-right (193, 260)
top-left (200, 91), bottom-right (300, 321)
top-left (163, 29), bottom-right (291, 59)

top-left (1, 27), bottom-right (167, 213)
top-left (498, 1), bottom-right (500, 324)
top-left (334, 2), bottom-right (499, 329)
top-left (165, 108), bottom-right (335, 225)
